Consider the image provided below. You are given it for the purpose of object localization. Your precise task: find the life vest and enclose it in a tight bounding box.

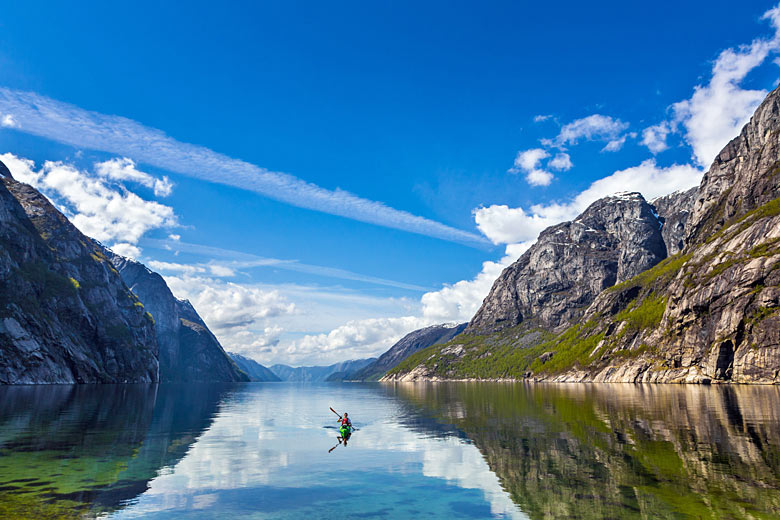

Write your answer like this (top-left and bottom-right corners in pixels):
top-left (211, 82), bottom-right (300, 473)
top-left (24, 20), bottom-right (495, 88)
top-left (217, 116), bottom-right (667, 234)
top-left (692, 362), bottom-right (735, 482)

top-left (341, 417), bottom-right (350, 426)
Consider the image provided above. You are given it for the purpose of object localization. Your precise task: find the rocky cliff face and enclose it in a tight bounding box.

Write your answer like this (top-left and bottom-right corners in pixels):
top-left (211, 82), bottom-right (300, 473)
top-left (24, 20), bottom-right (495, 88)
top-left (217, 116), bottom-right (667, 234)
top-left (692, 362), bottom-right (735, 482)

top-left (557, 86), bottom-right (780, 384)
top-left (0, 166), bottom-right (158, 383)
top-left (467, 192), bottom-right (667, 334)
top-left (346, 323), bottom-right (467, 381)
top-left (385, 85), bottom-right (780, 384)
top-left (109, 254), bottom-right (248, 382)
top-left (228, 353), bottom-right (280, 382)
top-left (651, 187), bottom-right (697, 256)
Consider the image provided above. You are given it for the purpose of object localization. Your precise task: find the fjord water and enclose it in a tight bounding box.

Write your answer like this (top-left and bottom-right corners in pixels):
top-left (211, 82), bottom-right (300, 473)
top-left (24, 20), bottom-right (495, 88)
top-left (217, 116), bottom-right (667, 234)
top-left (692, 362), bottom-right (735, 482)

top-left (1, 384), bottom-right (779, 519)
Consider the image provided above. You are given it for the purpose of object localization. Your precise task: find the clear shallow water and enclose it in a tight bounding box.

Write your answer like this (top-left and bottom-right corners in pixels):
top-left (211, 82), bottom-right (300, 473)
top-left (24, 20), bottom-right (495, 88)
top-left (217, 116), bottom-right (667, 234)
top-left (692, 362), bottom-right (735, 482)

top-left (0, 383), bottom-right (779, 519)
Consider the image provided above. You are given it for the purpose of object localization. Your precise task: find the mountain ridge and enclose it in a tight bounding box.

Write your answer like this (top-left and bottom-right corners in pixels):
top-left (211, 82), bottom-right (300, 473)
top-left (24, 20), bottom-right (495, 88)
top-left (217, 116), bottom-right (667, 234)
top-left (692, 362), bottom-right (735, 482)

top-left (0, 166), bottom-right (159, 383)
top-left (385, 85), bottom-right (780, 384)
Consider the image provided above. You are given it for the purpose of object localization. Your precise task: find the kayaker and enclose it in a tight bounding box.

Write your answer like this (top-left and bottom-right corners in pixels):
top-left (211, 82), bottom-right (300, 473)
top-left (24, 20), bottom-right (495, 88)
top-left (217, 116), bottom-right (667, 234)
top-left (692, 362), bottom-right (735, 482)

top-left (338, 412), bottom-right (352, 444)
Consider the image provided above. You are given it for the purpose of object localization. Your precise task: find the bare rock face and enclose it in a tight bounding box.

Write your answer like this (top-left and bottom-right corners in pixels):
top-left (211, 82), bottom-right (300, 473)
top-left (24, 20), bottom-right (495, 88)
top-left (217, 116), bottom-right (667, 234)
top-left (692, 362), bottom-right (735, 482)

top-left (108, 254), bottom-right (249, 382)
top-left (651, 187), bottom-right (698, 255)
top-left (0, 169), bottom-right (158, 383)
top-left (388, 86), bottom-right (780, 385)
top-left (536, 86), bottom-right (780, 384)
top-left (467, 192), bottom-right (667, 334)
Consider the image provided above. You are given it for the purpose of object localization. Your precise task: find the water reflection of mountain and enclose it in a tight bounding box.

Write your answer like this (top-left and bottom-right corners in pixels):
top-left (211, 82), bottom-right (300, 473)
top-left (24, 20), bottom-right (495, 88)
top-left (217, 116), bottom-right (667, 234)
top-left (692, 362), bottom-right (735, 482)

top-left (0, 384), bottom-right (235, 518)
top-left (391, 382), bottom-right (780, 519)
top-left (364, 383), bottom-right (468, 441)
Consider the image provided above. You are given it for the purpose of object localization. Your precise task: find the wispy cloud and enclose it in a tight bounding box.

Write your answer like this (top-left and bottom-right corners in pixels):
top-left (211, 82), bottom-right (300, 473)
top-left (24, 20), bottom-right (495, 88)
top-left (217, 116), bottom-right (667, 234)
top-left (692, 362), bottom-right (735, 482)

top-left (0, 88), bottom-right (488, 247)
top-left (640, 4), bottom-right (780, 166)
top-left (541, 114), bottom-right (630, 150)
top-left (142, 238), bottom-right (433, 292)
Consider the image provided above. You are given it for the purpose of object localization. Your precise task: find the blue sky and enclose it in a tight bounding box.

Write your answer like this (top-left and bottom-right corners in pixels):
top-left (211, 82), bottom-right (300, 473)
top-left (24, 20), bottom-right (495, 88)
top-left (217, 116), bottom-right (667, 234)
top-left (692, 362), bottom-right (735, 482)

top-left (1, 1), bottom-right (779, 365)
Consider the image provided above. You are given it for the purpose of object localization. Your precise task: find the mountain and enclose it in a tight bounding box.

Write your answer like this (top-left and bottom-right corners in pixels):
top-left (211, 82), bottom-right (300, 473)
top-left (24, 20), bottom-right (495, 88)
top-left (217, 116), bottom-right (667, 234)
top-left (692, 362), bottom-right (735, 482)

top-left (344, 323), bottom-right (467, 381)
top-left (467, 192), bottom-right (668, 335)
top-left (270, 358), bottom-right (375, 382)
top-left (386, 85), bottom-right (780, 384)
top-left (228, 353), bottom-right (280, 381)
top-left (0, 162), bottom-right (158, 383)
top-left (651, 187), bottom-right (697, 256)
top-left (108, 254), bottom-right (249, 382)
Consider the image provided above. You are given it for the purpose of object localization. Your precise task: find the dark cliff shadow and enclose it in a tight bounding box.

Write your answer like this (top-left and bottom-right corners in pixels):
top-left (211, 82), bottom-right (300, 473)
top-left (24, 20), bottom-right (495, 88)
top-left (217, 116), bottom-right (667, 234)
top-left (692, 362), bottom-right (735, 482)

top-left (387, 382), bottom-right (780, 519)
top-left (0, 383), bottom-right (239, 518)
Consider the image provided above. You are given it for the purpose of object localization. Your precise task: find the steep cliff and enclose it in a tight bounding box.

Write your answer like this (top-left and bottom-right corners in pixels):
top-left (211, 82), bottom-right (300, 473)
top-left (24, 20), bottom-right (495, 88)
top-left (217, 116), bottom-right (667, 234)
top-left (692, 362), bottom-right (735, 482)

top-left (0, 165), bottom-right (158, 383)
top-left (386, 85), bottom-right (780, 384)
top-left (345, 323), bottom-right (467, 381)
top-left (467, 193), bottom-right (667, 335)
top-left (651, 187), bottom-right (697, 256)
top-left (228, 353), bottom-right (280, 382)
top-left (109, 254), bottom-right (248, 382)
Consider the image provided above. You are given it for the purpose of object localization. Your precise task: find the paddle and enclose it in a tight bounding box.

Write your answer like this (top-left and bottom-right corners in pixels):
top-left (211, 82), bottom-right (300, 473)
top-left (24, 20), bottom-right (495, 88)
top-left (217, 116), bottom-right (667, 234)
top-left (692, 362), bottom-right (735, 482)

top-left (330, 406), bottom-right (357, 433)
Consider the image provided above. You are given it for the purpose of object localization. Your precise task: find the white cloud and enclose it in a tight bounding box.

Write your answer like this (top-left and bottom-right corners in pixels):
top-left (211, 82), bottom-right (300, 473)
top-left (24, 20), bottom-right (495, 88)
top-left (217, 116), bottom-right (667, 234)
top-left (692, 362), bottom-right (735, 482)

top-left (646, 4), bottom-right (780, 166)
top-left (287, 315), bottom-right (429, 365)
top-left (602, 136), bottom-right (626, 152)
top-left (161, 273), bottom-right (418, 363)
top-left (164, 274), bottom-right (296, 356)
top-left (543, 114), bottom-right (630, 149)
top-left (147, 260), bottom-right (206, 274)
top-left (525, 169), bottom-right (554, 187)
top-left (508, 148), bottom-right (554, 186)
top-left (95, 157), bottom-right (173, 197)
top-left (1, 114), bottom-right (17, 128)
top-left (511, 148), bottom-right (548, 172)
top-left (1, 153), bottom-right (177, 248)
top-left (168, 233), bottom-right (181, 241)
top-left (420, 241), bottom-right (532, 323)
top-left (475, 205), bottom-right (562, 245)
top-left (142, 238), bottom-right (432, 292)
top-left (641, 122), bottom-right (671, 153)
top-left (110, 243), bottom-right (142, 259)
top-left (0, 88), bottom-right (487, 247)
top-left (508, 115), bottom-right (631, 186)
top-left (533, 114), bottom-right (552, 122)
top-left (548, 153), bottom-right (572, 171)
top-left (209, 265), bottom-right (236, 277)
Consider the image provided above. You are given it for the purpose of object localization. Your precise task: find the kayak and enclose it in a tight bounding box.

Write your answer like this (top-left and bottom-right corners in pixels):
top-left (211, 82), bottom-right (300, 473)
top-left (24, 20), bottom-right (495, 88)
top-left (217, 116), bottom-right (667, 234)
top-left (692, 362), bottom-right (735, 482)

top-left (340, 425), bottom-right (352, 438)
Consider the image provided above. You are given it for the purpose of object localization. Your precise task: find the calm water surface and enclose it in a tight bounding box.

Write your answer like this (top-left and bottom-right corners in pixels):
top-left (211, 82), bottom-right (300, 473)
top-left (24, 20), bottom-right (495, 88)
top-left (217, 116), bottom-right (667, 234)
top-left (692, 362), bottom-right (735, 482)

top-left (0, 383), bottom-right (779, 519)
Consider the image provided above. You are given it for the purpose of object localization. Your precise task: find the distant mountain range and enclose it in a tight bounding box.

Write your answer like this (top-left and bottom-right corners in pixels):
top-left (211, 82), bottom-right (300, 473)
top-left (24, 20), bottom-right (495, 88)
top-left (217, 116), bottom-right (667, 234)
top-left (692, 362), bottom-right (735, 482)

top-left (343, 323), bottom-right (467, 381)
top-left (269, 358), bottom-right (376, 382)
top-left (229, 353), bottom-right (281, 382)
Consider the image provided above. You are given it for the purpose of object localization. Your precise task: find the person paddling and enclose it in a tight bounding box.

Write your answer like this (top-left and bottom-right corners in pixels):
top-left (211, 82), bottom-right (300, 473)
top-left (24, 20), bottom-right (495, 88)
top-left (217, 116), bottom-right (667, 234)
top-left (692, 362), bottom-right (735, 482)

top-left (338, 412), bottom-right (352, 444)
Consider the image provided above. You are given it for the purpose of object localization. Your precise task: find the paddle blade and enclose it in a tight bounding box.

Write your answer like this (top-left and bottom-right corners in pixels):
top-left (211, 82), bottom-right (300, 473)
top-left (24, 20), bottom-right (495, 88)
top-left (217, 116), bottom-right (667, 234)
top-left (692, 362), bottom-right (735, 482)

top-left (329, 407), bottom-right (341, 417)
